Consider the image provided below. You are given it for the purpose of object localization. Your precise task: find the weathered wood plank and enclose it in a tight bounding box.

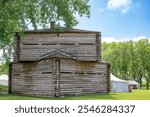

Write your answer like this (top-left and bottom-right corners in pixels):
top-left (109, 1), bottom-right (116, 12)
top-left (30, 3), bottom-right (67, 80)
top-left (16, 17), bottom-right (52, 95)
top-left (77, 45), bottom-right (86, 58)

top-left (58, 59), bottom-right (109, 95)
top-left (17, 33), bottom-right (100, 61)
top-left (11, 60), bottom-right (54, 96)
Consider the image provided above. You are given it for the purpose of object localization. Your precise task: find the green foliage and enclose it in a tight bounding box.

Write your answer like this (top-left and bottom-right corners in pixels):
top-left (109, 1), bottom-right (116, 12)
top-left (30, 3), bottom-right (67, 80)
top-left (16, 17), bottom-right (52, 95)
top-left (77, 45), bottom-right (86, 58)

top-left (0, 0), bottom-right (90, 74)
top-left (102, 39), bottom-right (150, 89)
top-left (0, 63), bottom-right (8, 75)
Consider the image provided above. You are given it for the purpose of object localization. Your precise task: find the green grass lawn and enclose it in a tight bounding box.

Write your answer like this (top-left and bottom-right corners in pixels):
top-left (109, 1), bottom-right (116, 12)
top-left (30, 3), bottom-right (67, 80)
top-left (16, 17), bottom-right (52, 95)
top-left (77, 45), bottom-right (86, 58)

top-left (0, 85), bottom-right (150, 100)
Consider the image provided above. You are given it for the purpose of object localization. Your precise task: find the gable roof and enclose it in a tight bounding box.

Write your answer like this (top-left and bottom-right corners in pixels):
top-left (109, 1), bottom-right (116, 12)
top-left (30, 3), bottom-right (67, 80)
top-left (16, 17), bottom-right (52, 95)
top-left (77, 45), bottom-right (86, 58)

top-left (39, 50), bottom-right (77, 60)
top-left (24, 27), bottom-right (100, 34)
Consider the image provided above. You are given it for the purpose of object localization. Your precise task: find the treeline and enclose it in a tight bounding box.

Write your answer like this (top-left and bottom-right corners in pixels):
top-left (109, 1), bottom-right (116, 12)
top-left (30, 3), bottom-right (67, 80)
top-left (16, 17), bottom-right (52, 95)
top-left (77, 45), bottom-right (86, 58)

top-left (102, 39), bottom-right (150, 89)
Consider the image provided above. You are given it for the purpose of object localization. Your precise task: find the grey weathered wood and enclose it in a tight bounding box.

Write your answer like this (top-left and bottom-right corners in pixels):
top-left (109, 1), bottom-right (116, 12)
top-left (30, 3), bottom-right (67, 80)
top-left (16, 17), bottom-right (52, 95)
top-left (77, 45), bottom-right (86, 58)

top-left (58, 59), bottom-right (109, 95)
top-left (107, 63), bottom-right (111, 92)
top-left (8, 63), bottom-right (12, 93)
top-left (10, 58), bottom-right (110, 97)
top-left (52, 58), bottom-right (60, 97)
top-left (13, 33), bottom-right (20, 62)
top-left (10, 28), bottom-right (110, 97)
top-left (15, 33), bottom-right (100, 61)
top-left (96, 33), bottom-right (101, 61)
top-left (11, 60), bottom-right (54, 96)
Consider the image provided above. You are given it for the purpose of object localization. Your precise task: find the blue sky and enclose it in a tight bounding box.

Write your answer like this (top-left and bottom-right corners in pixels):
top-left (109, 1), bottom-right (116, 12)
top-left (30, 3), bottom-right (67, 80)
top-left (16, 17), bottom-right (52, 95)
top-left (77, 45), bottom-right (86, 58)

top-left (75, 0), bottom-right (150, 42)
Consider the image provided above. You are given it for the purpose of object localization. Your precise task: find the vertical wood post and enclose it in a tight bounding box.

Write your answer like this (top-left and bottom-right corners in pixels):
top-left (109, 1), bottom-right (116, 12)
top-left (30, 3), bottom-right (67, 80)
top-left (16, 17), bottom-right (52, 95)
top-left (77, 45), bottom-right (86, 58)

top-left (107, 63), bottom-right (111, 93)
top-left (96, 33), bottom-right (101, 61)
top-left (8, 63), bottom-right (12, 94)
top-left (15, 33), bottom-right (20, 62)
top-left (52, 58), bottom-right (60, 97)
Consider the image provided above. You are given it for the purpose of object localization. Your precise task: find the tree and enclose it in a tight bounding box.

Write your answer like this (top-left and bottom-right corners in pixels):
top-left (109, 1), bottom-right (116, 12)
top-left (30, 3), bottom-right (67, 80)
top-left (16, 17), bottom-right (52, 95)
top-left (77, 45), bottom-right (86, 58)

top-left (141, 39), bottom-right (150, 89)
top-left (144, 45), bottom-right (150, 89)
top-left (134, 39), bottom-right (149, 87)
top-left (0, 0), bottom-right (90, 74)
top-left (102, 42), bottom-right (120, 76)
top-left (128, 40), bottom-right (137, 81)
top-left (102, 39), bottom-right (150, 89)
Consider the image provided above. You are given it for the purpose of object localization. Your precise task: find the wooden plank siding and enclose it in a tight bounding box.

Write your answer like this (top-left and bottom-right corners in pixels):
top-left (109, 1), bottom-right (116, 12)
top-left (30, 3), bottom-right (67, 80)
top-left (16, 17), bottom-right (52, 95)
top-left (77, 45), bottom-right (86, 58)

top-left (10, 29), bottom-right (110, 97)
top-left (11, 60), bottom-right (54, 97)
top-left (13, 33), bottom-right (20, 62)
top-left (10, 59), bottom-right (110, 97)
top-left (17, 33), bottom-right (101, 62)
top-left (59, 59), bottom-right (109, 96)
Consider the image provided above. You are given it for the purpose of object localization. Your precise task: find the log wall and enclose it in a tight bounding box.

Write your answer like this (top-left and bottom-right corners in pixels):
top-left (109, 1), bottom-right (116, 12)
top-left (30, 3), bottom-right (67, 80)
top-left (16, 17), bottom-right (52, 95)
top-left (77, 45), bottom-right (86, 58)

top-left (11, 60), bottom-right (54, 96)
top-left (16, 33), bottom-right (100, 62)
top-left (13, 33), bottom-right (20, 62)
top-left (11, 31), bottom-right (109, 97)
top-left (59, 59), bottom-right (109, 96)
top-left (10, 59), bottom-right (109, 97)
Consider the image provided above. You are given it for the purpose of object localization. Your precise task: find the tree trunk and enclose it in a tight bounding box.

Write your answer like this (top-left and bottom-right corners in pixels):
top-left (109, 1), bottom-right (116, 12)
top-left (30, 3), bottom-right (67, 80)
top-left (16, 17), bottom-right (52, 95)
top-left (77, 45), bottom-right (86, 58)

top-left (140, 79), bottom-right (142, 87)
top-left (138, 75), bottom-right (143, 87)
top-left (146, 81), bottom-right (149, 90)
top-left (137, 77), bottom-right (142, 87)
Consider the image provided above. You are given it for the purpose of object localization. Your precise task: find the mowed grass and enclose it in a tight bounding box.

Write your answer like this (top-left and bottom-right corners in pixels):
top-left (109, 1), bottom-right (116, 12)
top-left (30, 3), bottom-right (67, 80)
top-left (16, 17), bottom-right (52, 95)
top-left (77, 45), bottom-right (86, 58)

top-left (0, 85), bottom-right (150, 100)
top-left (0, 85), bottom-right (8, 92)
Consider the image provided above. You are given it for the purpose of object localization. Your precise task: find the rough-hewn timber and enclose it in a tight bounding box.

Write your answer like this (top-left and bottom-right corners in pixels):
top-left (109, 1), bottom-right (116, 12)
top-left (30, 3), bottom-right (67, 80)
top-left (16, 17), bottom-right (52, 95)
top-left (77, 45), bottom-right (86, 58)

top-left (11, 59), bottom-right (109, 97)
top-left (8, 63), bottom-right (12, 93)
top-left (13, 33), bottom-right (101, 62)
top-left (10, 28), bottom-right (110, 97)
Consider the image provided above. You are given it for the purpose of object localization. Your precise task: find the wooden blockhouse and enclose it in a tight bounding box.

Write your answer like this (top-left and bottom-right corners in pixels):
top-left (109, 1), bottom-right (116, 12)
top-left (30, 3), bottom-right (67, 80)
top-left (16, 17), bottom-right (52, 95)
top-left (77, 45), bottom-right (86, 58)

top-left (9, 28), bottom-right (110, 97)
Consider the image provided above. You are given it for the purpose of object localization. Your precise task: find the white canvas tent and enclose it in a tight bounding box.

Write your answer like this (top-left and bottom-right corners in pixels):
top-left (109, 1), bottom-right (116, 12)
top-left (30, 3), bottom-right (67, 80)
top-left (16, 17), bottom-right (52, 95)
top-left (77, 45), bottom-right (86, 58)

top-left (0, 75), bottom-right (8, 86)
top-left (127, 80), bottom-right (140, 89)
top-left (111, 74), bottom-right (129, 92)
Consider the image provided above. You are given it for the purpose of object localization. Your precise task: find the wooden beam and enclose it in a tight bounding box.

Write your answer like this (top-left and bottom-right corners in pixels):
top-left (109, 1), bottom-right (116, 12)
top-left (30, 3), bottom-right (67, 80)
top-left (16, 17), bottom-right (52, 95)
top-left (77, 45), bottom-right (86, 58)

top-left (15, 33), bottom-right (20, 62)
top-left (8, 63), bottom-right (12, 94)
top-left (52, 58), bottom-right (60, 97)
top-left (107, 63), bottom-right (111, 93)
top-left (96, 33), bottom-right (101, 61)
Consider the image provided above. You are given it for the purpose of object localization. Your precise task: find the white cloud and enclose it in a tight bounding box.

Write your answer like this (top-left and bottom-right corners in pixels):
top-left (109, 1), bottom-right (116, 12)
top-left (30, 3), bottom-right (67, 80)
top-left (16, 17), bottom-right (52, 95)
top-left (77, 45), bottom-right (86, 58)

top-left (102, 37), bottom-right (119, 43)
top-left (102, 36), bottom-right (150, 43)
top-left (107, 0), bottom-right (133, 14)
top-left (132, 36), bottom-right (149, 41)
top-left (97, 8), bottom-right (105, 14)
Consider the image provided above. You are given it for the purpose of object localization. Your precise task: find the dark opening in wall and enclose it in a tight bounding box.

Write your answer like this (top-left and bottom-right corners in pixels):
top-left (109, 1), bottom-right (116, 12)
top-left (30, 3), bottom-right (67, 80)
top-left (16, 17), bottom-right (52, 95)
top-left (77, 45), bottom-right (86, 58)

top-left (60, 43), bottom-right (75, 45)
top-left (41, 72), bottom-right (52, 74)
top-left (23, 43), bottom-right (38, 45)
top-left (75, 72), bottom-right (85, 75)
top-left (78, 43), bottom-right (94, 45)
top-left (61, 72), bottom-right (73, 74)
top-left (41, 43), bottom-right (57, 45)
